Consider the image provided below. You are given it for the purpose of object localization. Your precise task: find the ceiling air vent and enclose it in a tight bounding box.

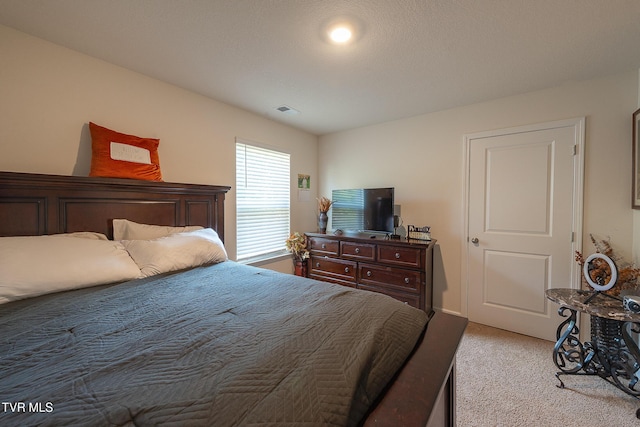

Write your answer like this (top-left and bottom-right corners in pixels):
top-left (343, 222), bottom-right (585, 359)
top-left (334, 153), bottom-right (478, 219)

top-left (275, 105), bottom-right (300, 115)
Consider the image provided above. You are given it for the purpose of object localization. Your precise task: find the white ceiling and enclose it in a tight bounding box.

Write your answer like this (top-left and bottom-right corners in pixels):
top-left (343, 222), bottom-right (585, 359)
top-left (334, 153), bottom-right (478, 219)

top-left (1, 0), bottom-right (640, 135)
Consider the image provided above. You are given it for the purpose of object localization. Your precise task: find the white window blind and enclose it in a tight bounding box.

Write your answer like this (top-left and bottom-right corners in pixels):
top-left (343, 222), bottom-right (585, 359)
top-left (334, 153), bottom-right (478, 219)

top-left (235, 141), bottom-right (290, 261)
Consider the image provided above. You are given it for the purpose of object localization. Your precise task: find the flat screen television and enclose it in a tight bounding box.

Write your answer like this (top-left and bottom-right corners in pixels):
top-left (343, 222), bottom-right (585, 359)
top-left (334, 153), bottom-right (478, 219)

top-left (331, 187), bottom-right (394, 233)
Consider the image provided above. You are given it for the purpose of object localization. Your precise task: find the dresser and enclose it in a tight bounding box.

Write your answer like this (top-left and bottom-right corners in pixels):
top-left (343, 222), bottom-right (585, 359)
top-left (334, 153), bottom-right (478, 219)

top-left (305, 232), bottom-right (435, 313)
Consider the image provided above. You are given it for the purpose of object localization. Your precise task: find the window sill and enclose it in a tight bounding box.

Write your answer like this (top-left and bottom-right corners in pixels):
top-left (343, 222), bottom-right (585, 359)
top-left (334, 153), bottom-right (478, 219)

top-left (237, 251), bottom-right (291, 267)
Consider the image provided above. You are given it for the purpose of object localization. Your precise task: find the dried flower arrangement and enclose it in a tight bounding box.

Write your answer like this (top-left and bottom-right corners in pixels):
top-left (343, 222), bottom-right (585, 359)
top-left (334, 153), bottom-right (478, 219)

top-left (317, 196), bottom-right (333, 213)
top-left (575, 234), bottom-right (640, 296)
top-left (285, 232), bottom-right (309, 262)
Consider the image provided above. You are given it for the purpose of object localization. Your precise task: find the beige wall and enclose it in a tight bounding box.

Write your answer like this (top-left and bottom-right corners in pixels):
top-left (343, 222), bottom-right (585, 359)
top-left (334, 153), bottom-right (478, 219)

top-left (0, 25), bottom-right (319, 272)
top-left (319, 71), bottom-right (639, 315)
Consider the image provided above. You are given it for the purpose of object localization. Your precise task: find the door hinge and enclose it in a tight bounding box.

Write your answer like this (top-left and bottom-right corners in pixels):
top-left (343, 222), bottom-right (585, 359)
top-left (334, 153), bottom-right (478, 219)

top-left (571, 231), bottom-right (575, 242)
top-left (573, 145), bottom-right (577, 156)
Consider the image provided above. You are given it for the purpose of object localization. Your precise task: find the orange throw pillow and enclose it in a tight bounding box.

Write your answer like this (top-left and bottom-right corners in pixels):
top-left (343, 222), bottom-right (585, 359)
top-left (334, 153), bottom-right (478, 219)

top-left (89, 122), bottom-right (163, 181)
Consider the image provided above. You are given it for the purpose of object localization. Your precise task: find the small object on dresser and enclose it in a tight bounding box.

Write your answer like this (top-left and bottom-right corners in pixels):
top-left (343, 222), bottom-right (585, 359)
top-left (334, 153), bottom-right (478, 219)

top-left (317, 196), bottom-right (333, 234)
top-left (408, 225), bottom-right (431, 241)
top-left (318, 211), bottom-right (328, 234)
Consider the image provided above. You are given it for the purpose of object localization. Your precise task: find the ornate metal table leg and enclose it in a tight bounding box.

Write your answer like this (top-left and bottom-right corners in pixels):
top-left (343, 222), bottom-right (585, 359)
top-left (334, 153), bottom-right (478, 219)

top-left (591, 317), bottom-right (640, 397)
top-left (553, 306), bottom-right (595, 388)
top-left (620, 322), bottom-right (640, 420)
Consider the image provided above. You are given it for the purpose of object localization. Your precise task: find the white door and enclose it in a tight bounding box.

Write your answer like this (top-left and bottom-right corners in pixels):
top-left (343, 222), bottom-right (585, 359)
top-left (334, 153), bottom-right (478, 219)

top-left (465, 119), bottom-right (584, 341)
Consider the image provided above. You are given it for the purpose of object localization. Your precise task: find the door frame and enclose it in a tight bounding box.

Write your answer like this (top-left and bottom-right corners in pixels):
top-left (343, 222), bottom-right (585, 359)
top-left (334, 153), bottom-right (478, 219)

top-left (461, 117), bottom-right (585, 319)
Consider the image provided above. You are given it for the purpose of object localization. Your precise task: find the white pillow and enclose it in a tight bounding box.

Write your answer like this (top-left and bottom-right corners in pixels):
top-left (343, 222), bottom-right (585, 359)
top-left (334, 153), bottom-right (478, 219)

top-left (52, 231), bottom-right (109, 240)
top-left (113, 219), bottom-right (203, 240)
top-left (121, 228), bottom-right (228, 277)
top-left (0, 235), bottom-right (142, 304)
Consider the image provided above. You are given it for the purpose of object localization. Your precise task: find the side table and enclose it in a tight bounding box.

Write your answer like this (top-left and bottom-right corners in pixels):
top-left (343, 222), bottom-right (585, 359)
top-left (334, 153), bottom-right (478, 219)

top-left (546, 288), bottom-right (640, 418)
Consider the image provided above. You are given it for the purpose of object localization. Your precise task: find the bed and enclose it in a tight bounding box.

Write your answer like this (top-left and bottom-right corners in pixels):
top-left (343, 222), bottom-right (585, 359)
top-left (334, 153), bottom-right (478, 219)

top-left (0, 171), bottom-right (467, 426)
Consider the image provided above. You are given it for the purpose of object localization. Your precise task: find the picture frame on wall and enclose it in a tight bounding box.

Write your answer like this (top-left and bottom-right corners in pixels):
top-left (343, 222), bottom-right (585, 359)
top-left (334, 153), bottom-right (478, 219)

top-left (634, 108), bottom-right (640, 209)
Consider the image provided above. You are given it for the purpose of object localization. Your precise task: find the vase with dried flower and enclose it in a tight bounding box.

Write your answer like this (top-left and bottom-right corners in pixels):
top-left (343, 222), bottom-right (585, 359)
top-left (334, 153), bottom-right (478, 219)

top-left (317, 196), bottom-right (333, 234)
top-left (285, 232), bottom-right (309, 276)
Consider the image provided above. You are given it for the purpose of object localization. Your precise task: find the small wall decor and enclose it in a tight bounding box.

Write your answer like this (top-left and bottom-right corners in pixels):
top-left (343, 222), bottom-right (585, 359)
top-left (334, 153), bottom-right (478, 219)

top-left (633, 108), bottom-right (640, 208)
top-left (297, 174), bottom-right (310, 189)
top-left (297, 174), bottom-right (311, 202)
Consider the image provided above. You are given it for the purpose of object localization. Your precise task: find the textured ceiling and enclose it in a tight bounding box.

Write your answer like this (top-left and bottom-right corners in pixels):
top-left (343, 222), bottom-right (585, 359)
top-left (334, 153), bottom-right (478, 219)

top-left (1, 0), bottom-right (640, 135)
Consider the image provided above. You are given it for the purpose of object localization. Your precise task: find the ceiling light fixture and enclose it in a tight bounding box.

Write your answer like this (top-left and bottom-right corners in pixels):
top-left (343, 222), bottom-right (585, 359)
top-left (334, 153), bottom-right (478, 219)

top-left (323, 16), bottom-right (363, 45)
top-left (328, 25), bottom-right (353, 44)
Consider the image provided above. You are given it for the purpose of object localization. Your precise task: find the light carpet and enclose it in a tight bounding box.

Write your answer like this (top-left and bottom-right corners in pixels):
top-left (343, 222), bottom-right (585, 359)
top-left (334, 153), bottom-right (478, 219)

top-left (456, 322), bottom-right (640, 426)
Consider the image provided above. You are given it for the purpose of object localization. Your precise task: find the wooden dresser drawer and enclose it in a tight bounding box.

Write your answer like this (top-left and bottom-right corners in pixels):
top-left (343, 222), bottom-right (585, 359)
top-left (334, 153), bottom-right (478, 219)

top-left (359, 263), bottom-right (422, 293)
top-left (357, 283), bottom-right (421, 309)
top-left (377, 245), bottom-right (423, 268)
top-left (309, 256), bottom-right (357, 286)
top-left (340, 241), bottom-right (376, 261)
top-left (308, 237), bottom-right (339, 256)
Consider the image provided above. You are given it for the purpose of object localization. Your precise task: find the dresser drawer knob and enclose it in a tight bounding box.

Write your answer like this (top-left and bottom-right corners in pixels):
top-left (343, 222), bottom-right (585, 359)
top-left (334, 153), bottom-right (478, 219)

top-left (345, 267), bottom-right (350, 273)
top-left (321, 243), bottom-right (326, 249)
top-left (355, 248), bottom-right (360, 254)
top-left (404, 277), bottom-right (410, 284)
top-left (316, 262), bottom-right (320, 268)
top-left (395, 252), bottom-right (401, 259)
top-left (366, 270), bottom-right (372, 277)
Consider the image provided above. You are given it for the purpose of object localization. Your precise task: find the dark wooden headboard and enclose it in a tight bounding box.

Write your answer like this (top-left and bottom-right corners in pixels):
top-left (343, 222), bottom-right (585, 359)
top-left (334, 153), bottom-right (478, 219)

top-left (0, 171), bottom-right (231, 241)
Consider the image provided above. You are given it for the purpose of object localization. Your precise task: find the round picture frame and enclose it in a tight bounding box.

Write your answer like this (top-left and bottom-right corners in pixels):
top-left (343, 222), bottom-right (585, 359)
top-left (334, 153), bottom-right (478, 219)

top-left (583, 253), bottom-right (618, 291)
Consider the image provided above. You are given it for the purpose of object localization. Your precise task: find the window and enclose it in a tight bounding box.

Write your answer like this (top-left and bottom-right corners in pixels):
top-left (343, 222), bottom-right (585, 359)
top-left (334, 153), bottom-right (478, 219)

top-left (235, 140), bottom-right (290, 262)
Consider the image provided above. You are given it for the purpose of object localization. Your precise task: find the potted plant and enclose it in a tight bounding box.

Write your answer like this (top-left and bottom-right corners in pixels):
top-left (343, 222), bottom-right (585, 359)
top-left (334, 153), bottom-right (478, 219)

top-left (286, 232), bottom-right (310, 276)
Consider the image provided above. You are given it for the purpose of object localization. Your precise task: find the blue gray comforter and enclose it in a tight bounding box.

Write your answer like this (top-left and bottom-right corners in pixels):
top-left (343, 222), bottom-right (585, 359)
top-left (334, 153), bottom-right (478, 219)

top-left (0, 262), bottom-right (427, 426)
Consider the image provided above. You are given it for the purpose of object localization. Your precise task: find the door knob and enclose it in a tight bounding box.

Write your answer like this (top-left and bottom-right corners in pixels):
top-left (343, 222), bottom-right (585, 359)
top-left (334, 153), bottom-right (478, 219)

top-left (471, 237), bottom-right (479, 244)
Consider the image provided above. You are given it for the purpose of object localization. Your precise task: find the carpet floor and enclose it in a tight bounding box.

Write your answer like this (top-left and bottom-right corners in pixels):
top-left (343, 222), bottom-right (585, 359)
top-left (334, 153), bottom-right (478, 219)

top-left (456, 322), bottom-right (640, 426)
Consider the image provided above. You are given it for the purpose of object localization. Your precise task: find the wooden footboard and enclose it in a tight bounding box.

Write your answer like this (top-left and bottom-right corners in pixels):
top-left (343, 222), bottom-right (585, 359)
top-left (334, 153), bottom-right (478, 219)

top-left (363, 311), bottom-right (467, 427)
